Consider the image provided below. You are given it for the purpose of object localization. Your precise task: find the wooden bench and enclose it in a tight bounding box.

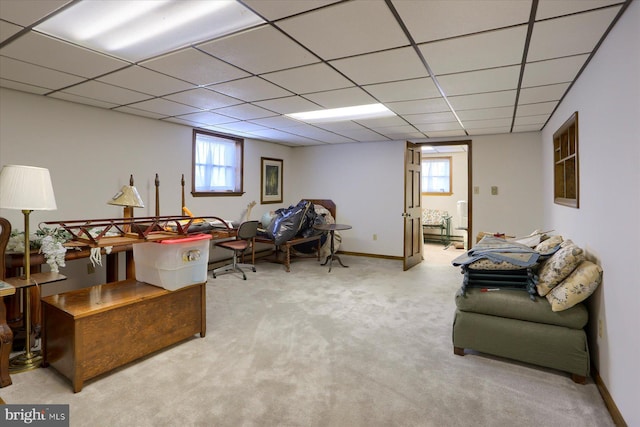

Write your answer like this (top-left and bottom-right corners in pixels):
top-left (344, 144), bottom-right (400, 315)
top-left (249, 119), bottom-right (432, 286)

top-left (255, 234), bottom-right (322, 272)
top-left (42, 279), bottom-right (205, 392)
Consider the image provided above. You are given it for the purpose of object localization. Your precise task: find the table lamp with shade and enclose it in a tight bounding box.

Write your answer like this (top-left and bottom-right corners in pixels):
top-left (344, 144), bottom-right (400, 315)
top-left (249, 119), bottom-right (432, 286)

top-left (0, 164), bottom-right (57, 372)
top-left (107, 175), bottom-right (145, 220)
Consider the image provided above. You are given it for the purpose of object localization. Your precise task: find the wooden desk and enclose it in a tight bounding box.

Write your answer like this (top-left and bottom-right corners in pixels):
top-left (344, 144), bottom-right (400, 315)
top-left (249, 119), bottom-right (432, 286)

top-left (41, 279), bottom-right (206, 392)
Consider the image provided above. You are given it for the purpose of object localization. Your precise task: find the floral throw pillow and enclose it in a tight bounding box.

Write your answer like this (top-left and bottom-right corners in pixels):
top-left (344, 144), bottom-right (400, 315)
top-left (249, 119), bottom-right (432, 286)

top-left (546, 261), bottom-right (603, 311)
top-left (535, 235), bottom-right (563, 254)
top-left (536, 243), bottom-right (585, 296)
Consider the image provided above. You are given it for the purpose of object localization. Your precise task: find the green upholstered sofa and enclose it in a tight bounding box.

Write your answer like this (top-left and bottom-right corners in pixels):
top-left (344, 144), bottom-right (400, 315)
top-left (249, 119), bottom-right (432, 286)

top-left (452, 287), bottom-right (590, 383)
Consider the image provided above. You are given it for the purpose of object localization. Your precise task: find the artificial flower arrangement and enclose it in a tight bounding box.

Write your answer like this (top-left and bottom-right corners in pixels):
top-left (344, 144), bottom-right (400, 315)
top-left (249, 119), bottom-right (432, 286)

top-left (7, 227), bottom-right (72, 273)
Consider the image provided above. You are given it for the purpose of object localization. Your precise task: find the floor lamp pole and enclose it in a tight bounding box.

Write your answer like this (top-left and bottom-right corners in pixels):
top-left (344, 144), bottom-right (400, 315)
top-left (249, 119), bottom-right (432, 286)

top-left (9, 209), bottom-right (43, 373)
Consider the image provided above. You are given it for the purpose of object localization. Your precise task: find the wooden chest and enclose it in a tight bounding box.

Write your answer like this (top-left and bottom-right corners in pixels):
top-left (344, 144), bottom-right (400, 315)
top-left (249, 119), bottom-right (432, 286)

top-left (42, 279), bottom-right (205, 392)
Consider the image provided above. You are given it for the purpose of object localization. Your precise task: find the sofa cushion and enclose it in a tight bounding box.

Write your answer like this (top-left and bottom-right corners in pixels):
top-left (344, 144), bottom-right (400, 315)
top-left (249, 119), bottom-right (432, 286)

top-left (536, 243), bottom-right (585, 296)
top-left (455, 288), bottom-right (588, 329)
top-left (546, 260), bottom-right (603, 312)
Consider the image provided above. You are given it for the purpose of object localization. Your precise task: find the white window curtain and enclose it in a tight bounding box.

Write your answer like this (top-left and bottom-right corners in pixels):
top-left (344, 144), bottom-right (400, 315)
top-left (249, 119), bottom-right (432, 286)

top-left (195, 134), bottom-right (237, 192)
top-left (422, 158), bottom-right (450, 193)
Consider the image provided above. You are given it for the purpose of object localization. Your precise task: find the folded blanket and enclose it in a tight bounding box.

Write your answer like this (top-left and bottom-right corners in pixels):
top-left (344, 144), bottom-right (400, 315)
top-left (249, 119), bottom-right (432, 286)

top-left (452, 236), bottom-right (540, 268)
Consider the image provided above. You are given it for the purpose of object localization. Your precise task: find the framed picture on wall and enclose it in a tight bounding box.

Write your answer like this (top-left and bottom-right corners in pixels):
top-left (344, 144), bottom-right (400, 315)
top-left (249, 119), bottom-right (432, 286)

top-left (260, 157), bottom-right (283, 204)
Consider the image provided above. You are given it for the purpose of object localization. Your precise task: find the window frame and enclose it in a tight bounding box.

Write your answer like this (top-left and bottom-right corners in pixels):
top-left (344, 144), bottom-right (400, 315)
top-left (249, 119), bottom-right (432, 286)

top-left (191, 129), bottom-right (244, 197)
top-left (553, 112), bottom-right (579, 208)
top-left (421, 156), bottom-right (453, 196)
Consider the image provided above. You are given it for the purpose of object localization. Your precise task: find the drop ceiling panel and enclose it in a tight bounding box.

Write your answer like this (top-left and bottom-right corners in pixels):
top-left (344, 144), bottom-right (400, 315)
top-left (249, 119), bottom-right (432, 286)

top-left (208, 76), bottom-right (293, 102)
top-left (386, 98), bottom-right (450, 115)
top-left (0, 20), bottom-right (23, 43)
top-left (212, 103), bottom-right (277, 121)
top-left (261, 62), bottom-right (354, 94)
top-left (284, 124), bottom-right (354, 143)
top-left (404, 111), bottom-right (458, 125)
top-left (354, 115), bottom-right (408, 128)
top-left (97, 66), bottom-right (194, 97)
top-left (59, 80), bottom-right (151, 105)
top-left (448, 90), bottom-right (517, 110)
top-left (162, 88), bottom-right (242, 110)
top-left (171, 112), bottom-right (237, 127)
top-left (241, 0), bottom-right (342, 21)
top-left (516, 101), bottom-right (558, 117)
top-left (467, 126), bottom-right (512, 135)
top-left (514, 114), bottom-right (549, 126)
top-left (303, 87), bottom-right (378, 109)
top-left (115, 106), bottom-right (166, 120)
top-left (253, 96), bottom-right (321, 115)
top-left (522, 54), bottom-right (589, 87)
top-left (363, 78), bottom-right (440, 103)
top-left (125, 98), bottom-right (201, 117)
top-left (437, 66), bottom-right (521, 97)
top-left (251, 115), bottom-right (307, 129)
top-left (217, 121), bottom-right (270, 133)
top-left (0, 32), bottom-right (128, 78)
top-left (331, 127), bottom-right (388, 142)
top-left (49, 91), bottom-right (119, 109)
top-left (415, 122), bottom-right (463, 132)
top-left (392, 0), bottom-right (532, 43)
top-left (418, 26), bottom-right (527, 75)
top-left (536, 0), bottom-right (623, 20)
top-left (0, 56), bottom-right (85, 90)
top-left (518, 82), bottom-right (570, 104)
top-left (0, 0), bottom-right (70, 26)
top-left (277, 1), bottom-right (409, 60)
top-left (0, 78), bottom-right (49, 95)
top-left (330, 47), bottom-right (427, 86)
top-left (464, 118), bottom-right (512, 129)
top-left (456, 106), bottom-right (514, 121)
top-left (197, 25), bottom-right (318, 74)
top-left (141, 48), bottom-right (250, 86)
top-left (376, 126), bottom-right (426, 140)
top-left (424, 130), bottom-right (467, 138)
top-left (528, 7), bottom-right (621, 61)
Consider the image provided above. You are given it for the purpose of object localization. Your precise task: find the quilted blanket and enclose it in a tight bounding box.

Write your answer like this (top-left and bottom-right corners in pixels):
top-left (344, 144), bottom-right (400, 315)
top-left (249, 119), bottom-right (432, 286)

top-left (452, 235), bottom-right (540, 268)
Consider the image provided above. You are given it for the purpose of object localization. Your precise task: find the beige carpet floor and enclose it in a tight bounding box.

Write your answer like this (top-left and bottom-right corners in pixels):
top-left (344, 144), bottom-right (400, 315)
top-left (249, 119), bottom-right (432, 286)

top-left (0, 244), bottom-right (614, 426)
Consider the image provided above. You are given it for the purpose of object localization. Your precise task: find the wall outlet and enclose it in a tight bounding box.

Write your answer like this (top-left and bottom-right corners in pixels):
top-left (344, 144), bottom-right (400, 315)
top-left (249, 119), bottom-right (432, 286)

top-left (491, 186), bottom-right (498, 195)
top-left (473, 186), bottom-right (479, 195)
top-left (373, 234), bottom-right (378, 241)
top-left (87, 263), bottom-right (95, 274)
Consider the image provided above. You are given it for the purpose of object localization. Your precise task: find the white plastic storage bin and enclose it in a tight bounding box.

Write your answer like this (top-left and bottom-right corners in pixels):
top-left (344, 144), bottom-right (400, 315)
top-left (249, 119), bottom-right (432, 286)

top-left (133, 234), bottom-right (212, 290)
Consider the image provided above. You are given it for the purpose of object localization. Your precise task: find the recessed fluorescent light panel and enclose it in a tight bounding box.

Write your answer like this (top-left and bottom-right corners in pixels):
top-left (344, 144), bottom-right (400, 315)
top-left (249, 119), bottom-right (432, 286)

top-left (35, 0), bottom-right (265, 62)
top-left (287, 103), bottom-right (395, 123)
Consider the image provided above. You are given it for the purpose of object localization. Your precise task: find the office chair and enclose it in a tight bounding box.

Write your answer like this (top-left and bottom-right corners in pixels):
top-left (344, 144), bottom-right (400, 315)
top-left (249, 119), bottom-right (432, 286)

top-left (212, 220), bottom-right (259, 280)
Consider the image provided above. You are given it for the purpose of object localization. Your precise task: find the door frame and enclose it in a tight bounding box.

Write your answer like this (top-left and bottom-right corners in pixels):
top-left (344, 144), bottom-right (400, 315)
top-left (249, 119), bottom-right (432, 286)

top-left (416, 139), bottom-right (472, 248)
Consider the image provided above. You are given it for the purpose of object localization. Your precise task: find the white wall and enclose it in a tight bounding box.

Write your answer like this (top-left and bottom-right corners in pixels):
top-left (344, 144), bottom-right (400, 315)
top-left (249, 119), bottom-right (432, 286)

top-left (541, 1), bottom-right (639, 425)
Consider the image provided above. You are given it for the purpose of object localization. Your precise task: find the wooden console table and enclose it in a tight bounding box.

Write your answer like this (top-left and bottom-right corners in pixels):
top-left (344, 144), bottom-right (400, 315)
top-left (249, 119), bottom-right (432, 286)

top-left (41, 279), bottom-right (206, 392)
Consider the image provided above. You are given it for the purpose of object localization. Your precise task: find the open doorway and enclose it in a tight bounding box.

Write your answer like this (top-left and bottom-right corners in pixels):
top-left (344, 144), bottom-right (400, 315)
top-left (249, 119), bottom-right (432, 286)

top-left (417, 140), bottom-right (472, 263)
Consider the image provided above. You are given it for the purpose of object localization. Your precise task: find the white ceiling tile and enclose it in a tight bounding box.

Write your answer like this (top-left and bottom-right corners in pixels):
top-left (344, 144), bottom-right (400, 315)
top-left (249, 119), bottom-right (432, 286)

top-left (522, 54), bottom-right (589, 87)
top-left (0, 31), bottom-right (128, 77)
top-left (212, 103), bottom-right (277, 121)
top-left (250, 115), bottom-right (307, 129)
top-left (171, 111), bottom-right (237, 126)
top-left (114, 106), bottom-right (166, 120)
top-left (330, 47), bottom-right (426, 86)
top-left (0, 56), bottom-right (85, 90)
top-left (48, 91), bottom-right (119, 109)
top-left (0, 20), bottom-right (23, 43)
top-left (424, 130), bottom-right (468, 138)
top-left (513, 114), bottom-right (549, 126)
top-left (364, 78), bottom-right (440, 103)
top-left (277, 1), bottom-right (408, 60)
top-left (217, 121), bottom-right (270, 133)
top-left (448, 90), bottom-right (517, 110)
top-left (98, 66), bottom-right (194, 97)
top-left (253, 96), bottom-right (321, 115)
top-left (0, 78), bottom-right (50, 94)
top-left (261, 63), bottom-right (353, 94)
top-left (197, 25), bottom-right (318, 74)
top-left (0, 0), bottom-right (70, 26)
top-left (463, 118), bottom-right (513, 129)
top-left (456, 106), bottom-right (514, 121)
top-left (467, 126), bottom-right (512, 135)
top-left (333, 128), bottom-right (388, 142)
top-left (415, 122), bottom-right (463, 132)
top-left (354, 115), bottom-right (407, 128)
top-left (242, 0), bottom-right (342, 21)
top-left (437, 66), bottom-right (521, 96)
top-left (141, 48), bottom-right (250, 86)
top-left (392, 0), bottom-right (532, 43)
top-left (126, 98), bottom-right (201, 117)
top-left (528, 7), bottom-right (621, 61)
top-left (285, 125), bottom-right (354, 143)
top-left (536, 0), bottom-right (623, 20)
top-left (208, 77), bottom-right (293, 102)
top-left (516, 101), bottom-right (557, 117)
top-left (513, 124), bottom-right (544, 132)
top-left (375, 125), bottom-right (426, 139)
top-left (247, 128), bottom-right (320, 145)
top-left (162, 88), bottom-right (242, 110)
top-left (59, 81), bottom-right (151, 105)
top-left (386, 98), bottom-right (450, 114)
top-left (518, 82), bottom-right (570, 104)
top-left (419, 26), bottom-right (527, 75)
top-left (314, 121), bottom-right (371, 132)
top-left (404, 111), bottom-right (458, 125)
top-left (303, 87), bottom-right (377, 108)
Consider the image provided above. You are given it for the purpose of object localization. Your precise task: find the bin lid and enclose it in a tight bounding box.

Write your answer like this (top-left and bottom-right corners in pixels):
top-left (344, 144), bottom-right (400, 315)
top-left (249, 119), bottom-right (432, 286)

top-left (159, 234), bottom-right (212, 244)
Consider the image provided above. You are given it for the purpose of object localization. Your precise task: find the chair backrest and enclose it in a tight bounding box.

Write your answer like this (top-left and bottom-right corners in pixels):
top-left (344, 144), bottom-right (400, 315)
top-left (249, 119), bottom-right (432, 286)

top-left (237, 220), bottom-right (259, 240)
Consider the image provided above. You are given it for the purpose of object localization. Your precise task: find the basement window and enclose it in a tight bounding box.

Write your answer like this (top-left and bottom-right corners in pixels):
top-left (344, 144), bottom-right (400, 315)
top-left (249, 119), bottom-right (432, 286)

top-left (553, 112), bottom-right (579, 208)
top-left (192, 130), bottom-right (244, 197)
top-left (422, 157), bottom-right (452, 195)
